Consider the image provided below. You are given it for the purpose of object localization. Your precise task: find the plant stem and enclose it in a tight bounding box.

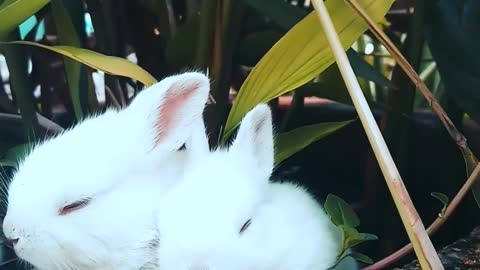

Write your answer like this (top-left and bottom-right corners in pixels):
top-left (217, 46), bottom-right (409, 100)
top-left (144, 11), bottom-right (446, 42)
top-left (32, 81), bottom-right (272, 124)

top-left (363, 163), bottom-right (480, 270)
top-left (310, 1), bottom-right (443, 269)
top-left (344, 0), bottom-right (478, 168)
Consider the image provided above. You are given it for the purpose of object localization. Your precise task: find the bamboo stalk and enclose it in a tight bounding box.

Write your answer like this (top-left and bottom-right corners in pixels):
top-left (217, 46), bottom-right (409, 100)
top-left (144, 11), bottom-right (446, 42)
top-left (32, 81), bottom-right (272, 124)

top-left (363, 163), bottom-right (480, 270)
top-left (310, 1), bottom-right (444, 269)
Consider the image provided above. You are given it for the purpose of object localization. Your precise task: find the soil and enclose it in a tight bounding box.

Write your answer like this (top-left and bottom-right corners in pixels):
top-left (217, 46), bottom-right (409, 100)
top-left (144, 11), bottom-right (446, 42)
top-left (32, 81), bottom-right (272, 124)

top-left (395, 226), bottom-right (480, 270)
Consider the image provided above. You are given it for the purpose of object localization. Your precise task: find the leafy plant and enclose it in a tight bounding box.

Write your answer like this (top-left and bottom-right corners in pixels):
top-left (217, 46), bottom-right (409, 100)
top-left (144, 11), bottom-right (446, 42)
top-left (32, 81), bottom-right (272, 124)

top-left (324, 194), bottom-right (378, 268)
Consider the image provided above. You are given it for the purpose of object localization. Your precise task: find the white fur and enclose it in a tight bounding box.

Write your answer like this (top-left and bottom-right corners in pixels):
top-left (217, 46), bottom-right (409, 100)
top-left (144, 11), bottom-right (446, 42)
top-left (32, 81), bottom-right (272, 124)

top-left (2, 72), bottom-right (211, 270)
top-left (155, 104), bottom-right (358, 270)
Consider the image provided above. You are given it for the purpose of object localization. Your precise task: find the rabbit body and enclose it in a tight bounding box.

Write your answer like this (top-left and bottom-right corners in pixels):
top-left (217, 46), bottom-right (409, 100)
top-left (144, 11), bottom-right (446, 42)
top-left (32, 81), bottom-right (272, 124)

top-left (155, 104), bottom-right (358, 270)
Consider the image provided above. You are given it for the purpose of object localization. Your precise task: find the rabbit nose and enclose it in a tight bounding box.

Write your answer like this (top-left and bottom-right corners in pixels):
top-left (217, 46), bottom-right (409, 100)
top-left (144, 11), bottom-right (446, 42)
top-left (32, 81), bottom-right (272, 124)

top-left (7, 237), bottom-right (19, 247)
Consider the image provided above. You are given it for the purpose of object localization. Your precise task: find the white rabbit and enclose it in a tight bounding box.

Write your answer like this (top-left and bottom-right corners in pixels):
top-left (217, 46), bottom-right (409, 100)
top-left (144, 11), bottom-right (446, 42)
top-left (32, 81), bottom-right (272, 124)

top-left (2, 72), bottom-right (211, 270)
top-left (155, 104), bottom-right (358, 270)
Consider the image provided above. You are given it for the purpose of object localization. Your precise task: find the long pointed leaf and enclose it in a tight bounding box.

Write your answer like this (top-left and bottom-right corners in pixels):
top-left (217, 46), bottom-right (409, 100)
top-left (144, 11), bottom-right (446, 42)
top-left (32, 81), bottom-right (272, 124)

top-left (223, 0), bottom-right (394, 140)
top-left (0, 41), bottom-right (157, 86)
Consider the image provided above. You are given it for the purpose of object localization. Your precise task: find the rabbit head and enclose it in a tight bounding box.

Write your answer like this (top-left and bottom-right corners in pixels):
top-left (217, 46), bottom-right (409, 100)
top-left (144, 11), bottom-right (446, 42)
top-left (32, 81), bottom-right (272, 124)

top-left (2, 72), bottom-right (210, 270)
top-left (156, 104), bottom-right (274, 270)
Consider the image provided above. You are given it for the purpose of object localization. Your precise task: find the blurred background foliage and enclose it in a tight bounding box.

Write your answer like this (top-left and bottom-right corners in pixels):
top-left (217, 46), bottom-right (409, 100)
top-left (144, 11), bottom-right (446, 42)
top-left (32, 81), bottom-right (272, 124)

top-left (1, 0), bottom-right (480, 269)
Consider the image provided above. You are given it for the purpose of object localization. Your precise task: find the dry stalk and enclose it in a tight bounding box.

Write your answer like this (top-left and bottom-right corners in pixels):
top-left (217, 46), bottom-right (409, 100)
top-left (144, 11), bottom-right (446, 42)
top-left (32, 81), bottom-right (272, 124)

top-left (310, 0), bottom-right (444, 269)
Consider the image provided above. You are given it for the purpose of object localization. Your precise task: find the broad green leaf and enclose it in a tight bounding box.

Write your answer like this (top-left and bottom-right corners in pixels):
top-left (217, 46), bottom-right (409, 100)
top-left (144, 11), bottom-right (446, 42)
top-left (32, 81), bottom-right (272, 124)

top-left (238, 6), bottom-right (390, 86)
top-left (0, 41), bottom-right (157, 86)
top-left (0, 143), bottom-right (33, 168)
top-left (51, 0), bottom-right (88, 120)
top-left (430, 192), bottom-right (449, 206)
top-left (274, 120), bottom-right (354, 165)
top-left (223, 0), bottom-right (395, 140)
top-left (0, 0), bottom-right (49, 40)
top-left (325, 194), bottom-right (360, 227)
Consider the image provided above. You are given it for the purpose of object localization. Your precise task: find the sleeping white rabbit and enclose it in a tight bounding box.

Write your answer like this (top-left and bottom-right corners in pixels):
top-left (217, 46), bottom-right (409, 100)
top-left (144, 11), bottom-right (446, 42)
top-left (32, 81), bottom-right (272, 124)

top-left (2, 72), bottom-right (211, 270)
top-left (155, 104), bottom-right (358, 270)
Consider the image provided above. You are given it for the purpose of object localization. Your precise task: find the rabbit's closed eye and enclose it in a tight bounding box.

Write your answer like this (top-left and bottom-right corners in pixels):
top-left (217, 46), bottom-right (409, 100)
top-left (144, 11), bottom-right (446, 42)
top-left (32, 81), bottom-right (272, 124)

top-left (59, 198), bottom-right (91, 215)
top-left (239, 219), bottom-right (252, 234)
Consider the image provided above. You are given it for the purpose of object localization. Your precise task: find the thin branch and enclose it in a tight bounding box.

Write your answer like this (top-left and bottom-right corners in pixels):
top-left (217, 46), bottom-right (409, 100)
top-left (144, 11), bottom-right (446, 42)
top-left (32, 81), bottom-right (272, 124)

top-left (104, 85), bottom-right (121, 108)
top-left (310, 1), bottom-right (443, 269)
top-left (344, 0), bottom-right (478, 165)
top-left (363, 163), bottom-right (480, 270)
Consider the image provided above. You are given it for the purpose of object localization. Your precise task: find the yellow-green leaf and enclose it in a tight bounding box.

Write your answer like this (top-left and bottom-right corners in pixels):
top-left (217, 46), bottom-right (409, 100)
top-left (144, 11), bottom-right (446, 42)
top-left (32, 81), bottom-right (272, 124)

top-left (0, 41), bottom-right (157, 86)
top-left (223, 0), bottom-right (394, 140)
top-left (0, 0), bottom-right (49, 40)
top-left (274, 120), bottom-right (354, 165)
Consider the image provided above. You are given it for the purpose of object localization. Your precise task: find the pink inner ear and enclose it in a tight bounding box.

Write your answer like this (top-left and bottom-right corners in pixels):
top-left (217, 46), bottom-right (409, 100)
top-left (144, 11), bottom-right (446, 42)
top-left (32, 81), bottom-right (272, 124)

top-left (154, 81), bottom-right (201, 145)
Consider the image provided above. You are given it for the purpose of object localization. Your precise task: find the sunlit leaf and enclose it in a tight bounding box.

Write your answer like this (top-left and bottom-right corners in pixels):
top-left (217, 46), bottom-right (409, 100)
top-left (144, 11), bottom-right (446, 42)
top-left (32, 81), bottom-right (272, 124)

top-left (0, 41), bottom-right (157, 86)
top-left (223, 0), bottom-right (394, 140)
top-left (325, 194), bottom-right (360, 227)
top-left (274, 120), bottom-right (354, 165)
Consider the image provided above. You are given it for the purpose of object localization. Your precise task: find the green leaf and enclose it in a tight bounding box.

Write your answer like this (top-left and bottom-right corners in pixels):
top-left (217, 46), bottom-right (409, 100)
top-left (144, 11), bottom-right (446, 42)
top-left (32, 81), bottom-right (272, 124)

top-left (1, 32), bottom-right (40, 141)
top-left (51, 0), bottom-right (88, 120)
top-left (346, 49), bottom-right (391, 89)
top-left (0, 41), bottom-right (157, 86)
top-left (244, 0), bottom-right (308, 30)
top-left (324, 194), bottom-right (360, 227)
top-left (0, 143), bottom-right (33, 168)
top-left (464, 156), bottom-right (480, 208)
top-left (346, 252), bottom-right (374, 264)
top-left (425, 0), bottom-right (480, 124)
top-left (329, 225), bottom-right (377, 269)
top-left (222, 0), bottom-right (395, 140)
top-left (165, 14), bottom-right (200, 71)
top-left (0, 0), bottom-right (50, 40)
top-left (430, 192), bottom-right (449, 206)
top-left (236, 31), bottom-right (284, 67)
top-left (341, 225), bottom-right (378, 249)
top-left (274, 120), bottom-right (354, 165)
top-left (297, 65), bottom-right (372, 105)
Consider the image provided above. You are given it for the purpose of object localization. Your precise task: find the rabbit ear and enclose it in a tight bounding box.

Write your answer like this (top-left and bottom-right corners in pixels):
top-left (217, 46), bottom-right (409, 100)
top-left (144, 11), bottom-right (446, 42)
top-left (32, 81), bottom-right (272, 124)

top-left (231, 104), bottom-right (274, 179)
top-left (185, 119), bottom-right (210, 160)
top-left (126, 72), bottom-right (210, 152)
